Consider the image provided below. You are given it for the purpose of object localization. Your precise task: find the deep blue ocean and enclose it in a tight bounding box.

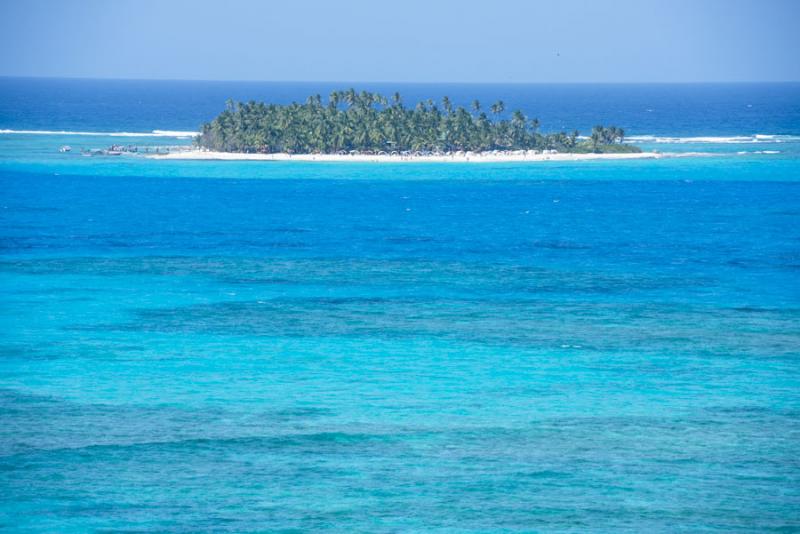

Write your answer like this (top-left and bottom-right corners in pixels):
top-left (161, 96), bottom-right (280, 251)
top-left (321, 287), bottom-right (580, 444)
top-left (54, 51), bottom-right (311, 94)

top-left (1, 78), bottom-right (799, 532)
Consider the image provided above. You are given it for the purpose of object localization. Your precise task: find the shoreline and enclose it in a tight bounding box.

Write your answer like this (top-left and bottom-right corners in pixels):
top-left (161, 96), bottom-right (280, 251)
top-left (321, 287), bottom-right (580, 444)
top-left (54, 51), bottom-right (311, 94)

top-left (148, 150), bottom-right (696, 163)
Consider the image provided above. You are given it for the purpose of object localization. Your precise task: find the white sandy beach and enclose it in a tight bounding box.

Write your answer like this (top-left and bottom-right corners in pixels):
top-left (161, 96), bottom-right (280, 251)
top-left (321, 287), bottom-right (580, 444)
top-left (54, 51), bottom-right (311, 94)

top-left (150, 149), bottom-right (683, 163)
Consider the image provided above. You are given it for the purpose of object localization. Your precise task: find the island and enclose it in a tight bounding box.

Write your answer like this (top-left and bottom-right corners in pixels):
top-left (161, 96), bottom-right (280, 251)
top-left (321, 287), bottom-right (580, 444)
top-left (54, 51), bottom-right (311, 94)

top-left (155, 89), bottom-right (662, 163)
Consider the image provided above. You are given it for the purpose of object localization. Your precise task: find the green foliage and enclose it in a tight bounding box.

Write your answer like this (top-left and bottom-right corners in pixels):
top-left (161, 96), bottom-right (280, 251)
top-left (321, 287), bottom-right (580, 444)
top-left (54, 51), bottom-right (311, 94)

top-left (197, 90), bottom-right (638, 154)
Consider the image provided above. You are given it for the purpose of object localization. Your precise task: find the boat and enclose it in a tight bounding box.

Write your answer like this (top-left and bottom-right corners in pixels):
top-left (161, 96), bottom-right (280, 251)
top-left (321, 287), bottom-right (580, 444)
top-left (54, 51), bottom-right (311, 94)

top-left (59, 145), bottom-right (71, 153)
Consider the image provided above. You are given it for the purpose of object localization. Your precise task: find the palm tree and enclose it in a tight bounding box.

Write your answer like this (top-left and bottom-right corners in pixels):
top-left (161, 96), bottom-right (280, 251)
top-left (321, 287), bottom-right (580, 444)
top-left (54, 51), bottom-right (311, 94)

top-left (329, 91), bottom-right (340, 109)
top-left (442, 96), bottom-right (452, 114)
top-left (490, 100), bottom-right (505, 120)
top-left (569, 130), bottom-right (579, 148)
top-left (197, 90), bottom-right (636, 156)
top-left (511, 110), bottom-right (527, 146)
top-left (590, 126), bottom-right (604, 151)
top-left (344, 88), bottom-right (357, 108)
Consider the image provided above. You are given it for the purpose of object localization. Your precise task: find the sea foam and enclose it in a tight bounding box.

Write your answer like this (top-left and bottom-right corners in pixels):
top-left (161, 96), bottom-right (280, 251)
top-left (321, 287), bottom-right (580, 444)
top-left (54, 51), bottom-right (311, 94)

top-left (626, 134), bottom-right (800, 144)
top-left (0, 129), bottom-right (198, 138)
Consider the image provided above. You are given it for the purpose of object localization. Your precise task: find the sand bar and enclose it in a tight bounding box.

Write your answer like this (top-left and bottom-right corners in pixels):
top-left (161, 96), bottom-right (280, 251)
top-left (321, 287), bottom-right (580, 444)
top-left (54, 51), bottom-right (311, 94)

top-left (149, 150), bottom-right (704, 163)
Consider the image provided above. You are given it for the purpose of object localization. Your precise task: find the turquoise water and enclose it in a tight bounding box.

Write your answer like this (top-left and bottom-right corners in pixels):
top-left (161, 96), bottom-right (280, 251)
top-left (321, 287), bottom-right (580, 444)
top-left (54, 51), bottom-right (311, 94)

top-left (1, 80), bottom-right (800, 532)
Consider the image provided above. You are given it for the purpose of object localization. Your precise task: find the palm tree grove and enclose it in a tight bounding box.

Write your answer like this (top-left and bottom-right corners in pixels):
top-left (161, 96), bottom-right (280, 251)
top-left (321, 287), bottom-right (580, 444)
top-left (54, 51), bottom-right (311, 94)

top-left (197, 89), bottom-right (638, 154)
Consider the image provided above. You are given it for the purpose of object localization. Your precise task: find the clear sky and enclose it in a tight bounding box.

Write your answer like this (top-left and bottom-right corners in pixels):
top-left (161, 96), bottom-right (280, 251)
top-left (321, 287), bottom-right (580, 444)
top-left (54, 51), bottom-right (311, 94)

top-left (1, 0), bottom-right (798, 83)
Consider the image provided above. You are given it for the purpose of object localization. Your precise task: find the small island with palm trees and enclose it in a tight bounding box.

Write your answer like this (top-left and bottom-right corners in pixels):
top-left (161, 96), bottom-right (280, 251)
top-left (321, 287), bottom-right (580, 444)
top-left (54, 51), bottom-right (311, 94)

top-left (158, 89), bottom-right (658, 163)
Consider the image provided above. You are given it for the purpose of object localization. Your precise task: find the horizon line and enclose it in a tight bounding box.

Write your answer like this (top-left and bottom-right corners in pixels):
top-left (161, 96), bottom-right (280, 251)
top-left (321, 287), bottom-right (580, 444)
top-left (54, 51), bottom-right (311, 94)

top-left (2, 75), bottom-right (799, 85)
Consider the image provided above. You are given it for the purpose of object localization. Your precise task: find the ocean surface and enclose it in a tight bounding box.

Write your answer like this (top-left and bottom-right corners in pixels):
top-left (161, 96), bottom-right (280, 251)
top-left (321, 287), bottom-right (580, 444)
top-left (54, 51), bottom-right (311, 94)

top-left (1, 78), bottom-right (799, 532)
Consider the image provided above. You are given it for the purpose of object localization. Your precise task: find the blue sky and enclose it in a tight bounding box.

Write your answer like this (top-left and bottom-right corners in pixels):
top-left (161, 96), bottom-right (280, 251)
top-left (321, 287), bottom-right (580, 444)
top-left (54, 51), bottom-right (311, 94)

top-left (1, 0), bottom-right (798, 82)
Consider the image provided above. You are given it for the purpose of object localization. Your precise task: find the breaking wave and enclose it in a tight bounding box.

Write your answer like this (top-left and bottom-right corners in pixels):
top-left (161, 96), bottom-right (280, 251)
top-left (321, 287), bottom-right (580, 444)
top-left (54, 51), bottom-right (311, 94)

top-left (626, 134), bottom-right (800, 144)
top-left (0, 129), bottom-right (198, 138)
